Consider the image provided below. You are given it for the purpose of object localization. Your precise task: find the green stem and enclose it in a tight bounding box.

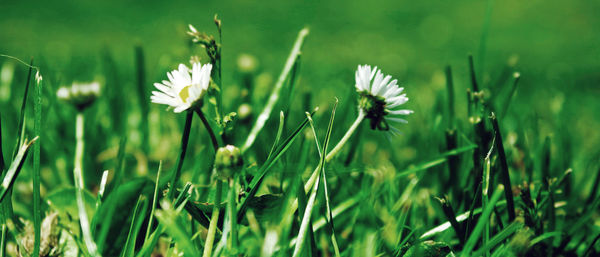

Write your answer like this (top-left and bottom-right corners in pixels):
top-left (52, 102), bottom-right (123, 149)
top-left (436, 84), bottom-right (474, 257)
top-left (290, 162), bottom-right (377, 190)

top-left (203, 180), bottom-right (223, 257)
top-left (32, 71), bottom-right (42, 257)
top-left (304, 110), bottom-right (365, 192)
top-left (74, 112), bottom-right (100, 256)
top-left (228, 178), bottom-right (238, 252)
top-left (195, 108), bottom-right (220, 151)
top-left (168, 111), bottom-right (193, 199)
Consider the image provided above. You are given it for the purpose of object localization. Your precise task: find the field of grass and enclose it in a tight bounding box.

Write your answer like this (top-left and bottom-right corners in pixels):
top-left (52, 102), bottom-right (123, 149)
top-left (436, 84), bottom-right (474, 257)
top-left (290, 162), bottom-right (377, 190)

top-left (1, 0), bottom-right (599, 256)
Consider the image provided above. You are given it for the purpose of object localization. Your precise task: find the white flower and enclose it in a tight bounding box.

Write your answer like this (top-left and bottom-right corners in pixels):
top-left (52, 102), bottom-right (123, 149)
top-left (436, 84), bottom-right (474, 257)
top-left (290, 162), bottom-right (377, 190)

top-left (355, 64), bottom-right (413, 134)
top-left (151, 62), bottom-right (212, 113)
top-left (57, 81), bottom-right (101, 109)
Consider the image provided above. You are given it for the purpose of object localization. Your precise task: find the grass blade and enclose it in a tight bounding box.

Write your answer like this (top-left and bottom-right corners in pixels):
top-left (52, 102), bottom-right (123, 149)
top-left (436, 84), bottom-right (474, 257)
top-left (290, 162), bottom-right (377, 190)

top-left (420, 199), bottom-right (507, 239)
top-left (0, 115), bottom-right (4, 172)
top-left (237, 110), bottom-right (314, 222)
top-left (145, 161), bottom-right (162, 242)
top-left (12, 58), bottom-right (33, 159)
top-left (120, 195), bottom-right (149, 257)
top-left (472, 221), bottom-right (523, 257)
top-left (293, 99), bottom-right (337, 257)
top-left (319, 100), bottom-right (341, 257)
top-left (155, 199), bottom-right (200, 256)
top-left (461, 185), bottom-right (505, 257)
top-left (490, 112), bottom-right (516, 221)
top-left (32, 71), bottom-right (42, 257)
top-left (0, 137), bottom-right (37, 203)
top-left (242, 28), bottom-right (309, 152)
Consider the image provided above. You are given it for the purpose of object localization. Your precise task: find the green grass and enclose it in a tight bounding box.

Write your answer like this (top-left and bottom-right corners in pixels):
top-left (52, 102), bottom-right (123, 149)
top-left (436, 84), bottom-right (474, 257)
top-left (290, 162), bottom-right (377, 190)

top-left (1, 1), bottom-right (600, 256)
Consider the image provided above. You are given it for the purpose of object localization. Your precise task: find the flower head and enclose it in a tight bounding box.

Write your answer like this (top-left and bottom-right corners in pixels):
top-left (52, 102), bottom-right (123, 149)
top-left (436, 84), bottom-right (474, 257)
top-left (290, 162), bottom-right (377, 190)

top-left (215, 145), bottom-right (243, 180)
top-left (57, 81), bottom-right (101, 110)
top-left (151, 62), bottom-right (212, 113)
top-left (355, 65), bottom-right (413, 134)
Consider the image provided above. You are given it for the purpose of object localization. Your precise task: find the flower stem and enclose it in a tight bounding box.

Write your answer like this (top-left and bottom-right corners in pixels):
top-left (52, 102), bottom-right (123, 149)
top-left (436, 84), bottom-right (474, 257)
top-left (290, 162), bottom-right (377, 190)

top-left (203, 179), bottom-right (223, 257)
top-left (195, 108), bottom-right (220, 151)
top-left (304, 109), bottom-right (365, 192)
top-left (74, 112), bottom-right (100, 256)
top-left (168, 111), bottom-right (193, 199)
top-left (227, 178), bottom-right (238, 252)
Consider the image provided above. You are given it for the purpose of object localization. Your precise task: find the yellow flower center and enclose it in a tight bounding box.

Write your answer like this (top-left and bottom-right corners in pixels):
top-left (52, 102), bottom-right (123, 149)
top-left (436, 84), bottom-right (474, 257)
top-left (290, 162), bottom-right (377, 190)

top-left (179, 85), bottom-right (191, 103)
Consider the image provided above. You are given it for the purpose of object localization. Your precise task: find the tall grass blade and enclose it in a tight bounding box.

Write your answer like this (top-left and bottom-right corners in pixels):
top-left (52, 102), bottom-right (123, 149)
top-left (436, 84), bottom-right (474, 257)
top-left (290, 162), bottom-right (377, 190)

top-left (490, 112), bottom-right (516, 221)
top-left (120, 195), bottom-right (149, 257)
top-left (156, 199), bottom-right (200, 256)
top-left (242, 28), bottom-right (309, 152)
top-left (12, 58), bottom-right (33, 159)
top-left (293, 99), bottom-right (337, 257)
top-left (32, 71), bottom-right (42, 257)
top-left (145, 161), bottom-right (162, 242)
top-left (472, 221), bottom-right (523, 257)
top-left (461, 185), bottom-right (504, 256)
top-left (237, 110), bottom-right (314, 222)
top-left (0, 115), bottom-right (4, 172)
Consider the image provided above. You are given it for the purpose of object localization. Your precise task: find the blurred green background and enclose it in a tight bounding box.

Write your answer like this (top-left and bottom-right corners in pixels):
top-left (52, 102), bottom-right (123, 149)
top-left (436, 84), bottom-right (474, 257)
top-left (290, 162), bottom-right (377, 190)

top-left (1, 0), bottom-right (599, 192)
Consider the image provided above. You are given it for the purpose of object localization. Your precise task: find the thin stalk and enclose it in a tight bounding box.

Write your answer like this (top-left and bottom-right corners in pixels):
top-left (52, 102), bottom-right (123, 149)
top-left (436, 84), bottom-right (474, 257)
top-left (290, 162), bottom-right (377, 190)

top-left (304, 110), bottom-right (365, 192)
top-left (168, 111), bottom-right (193, 199)
top-left (293, 173), bottom-right (321, 257)
top-left (195, 108), bottom-right (219, 151)
top-left (145, 161), bottom-right (162, 242)
top-left (227, 178), bottom-right (238, 252)
top-left (203, 180), bottom-right (223, 257)
top-left (483, 154), bottom-right (491, 257)
top-left (32, 71), bottom-right (42, 257)
top-left (74, 112), bottom-right (100, 256)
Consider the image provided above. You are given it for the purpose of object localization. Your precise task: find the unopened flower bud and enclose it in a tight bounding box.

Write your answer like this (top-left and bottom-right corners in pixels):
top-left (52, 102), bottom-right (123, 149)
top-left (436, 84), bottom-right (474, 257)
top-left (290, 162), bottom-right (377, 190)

top-left (215, 145), bottom-right (243, 180)
top-left (57, 81), bottom-right (101, 110)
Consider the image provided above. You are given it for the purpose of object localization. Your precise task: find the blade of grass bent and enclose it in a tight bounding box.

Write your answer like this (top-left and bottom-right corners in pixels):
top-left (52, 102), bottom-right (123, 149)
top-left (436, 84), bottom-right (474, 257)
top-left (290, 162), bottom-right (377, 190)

top-left (242, 28), bottom-right (309, 152)
top-left (0, 137), bottom-right (38, 203)
top-left (12, 58), bottom-right (33, 160)
top-left (319, 100), bottom-right (341, 257)
top-left (293, 100), bottom-right (337, 257)
top-left (237, 111), bottom-right (314, 222)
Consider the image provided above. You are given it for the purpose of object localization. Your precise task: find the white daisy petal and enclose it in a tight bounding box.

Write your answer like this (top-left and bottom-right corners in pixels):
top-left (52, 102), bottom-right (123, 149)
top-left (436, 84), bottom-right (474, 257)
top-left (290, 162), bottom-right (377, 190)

top-left (150, 62), bottom-right (213, 113)
top-left (354, 64), bottom-right (412, 135)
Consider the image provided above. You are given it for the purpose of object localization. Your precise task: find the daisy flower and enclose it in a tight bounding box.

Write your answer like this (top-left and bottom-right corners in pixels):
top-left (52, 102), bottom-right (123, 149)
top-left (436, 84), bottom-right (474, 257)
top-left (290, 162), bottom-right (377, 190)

top-left (57, 81), bottom-right (101, 110)
top-left (151, 62), bottom-right (212, 113)
top-left (355, 64), bottom-right (413, 134)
